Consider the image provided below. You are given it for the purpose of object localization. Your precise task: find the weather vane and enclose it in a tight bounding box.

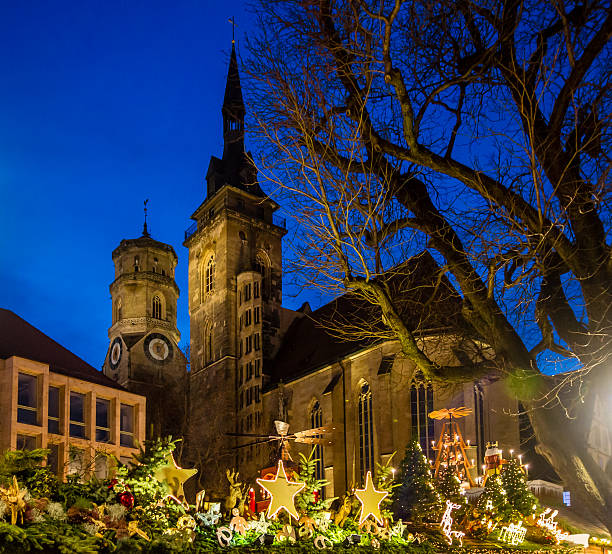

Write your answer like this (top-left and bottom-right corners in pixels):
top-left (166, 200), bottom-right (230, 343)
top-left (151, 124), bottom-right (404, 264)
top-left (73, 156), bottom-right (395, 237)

top-left (143, 199), bottom-right (150, 237)
top-left (228, 17), bottom-right (236, 44)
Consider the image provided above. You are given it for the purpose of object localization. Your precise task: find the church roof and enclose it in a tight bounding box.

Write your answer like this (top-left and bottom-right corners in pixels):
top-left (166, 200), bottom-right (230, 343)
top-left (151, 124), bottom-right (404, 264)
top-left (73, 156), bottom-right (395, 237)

top-left (0, 308), bottom-right (126, 390)
top-left (268, 251), bottom-right (465, 384)
top-left (112, 234), bottom-right (177, 259)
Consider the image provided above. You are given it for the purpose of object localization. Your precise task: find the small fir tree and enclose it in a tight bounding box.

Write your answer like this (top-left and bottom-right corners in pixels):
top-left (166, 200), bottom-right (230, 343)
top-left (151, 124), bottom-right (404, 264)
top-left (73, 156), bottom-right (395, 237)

top-left (295, 449), bottom-right (334, 517)
top-left (394, 439), bottom-right (443, 522)
top-left (501, 458), bottom-right (538, 517)
top-left (437, 465), bottom-right (467, 507)
top-left (375, 452), bottom-right (399, 523)
top-left (476, 474), bottom-right (512, 525)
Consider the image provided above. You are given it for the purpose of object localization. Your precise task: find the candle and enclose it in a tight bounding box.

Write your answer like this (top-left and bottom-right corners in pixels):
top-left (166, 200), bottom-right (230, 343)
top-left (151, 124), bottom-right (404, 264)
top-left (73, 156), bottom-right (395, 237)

top-left (248, 488), bottom-right (256, 513)
top-left (510, 449), bottom-right (514, 458)
top-left (314, 490), bottom-right (319, 503)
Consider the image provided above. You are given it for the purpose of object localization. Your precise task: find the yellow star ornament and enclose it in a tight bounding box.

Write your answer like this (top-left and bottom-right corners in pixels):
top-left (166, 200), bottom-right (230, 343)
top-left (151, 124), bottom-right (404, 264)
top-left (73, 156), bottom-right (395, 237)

top-left (355, 471), bottom-right (388, 526)
top-left (153, 453), bottom-right (198, 500)
top-left (256, 460), bottom-right (305, 521)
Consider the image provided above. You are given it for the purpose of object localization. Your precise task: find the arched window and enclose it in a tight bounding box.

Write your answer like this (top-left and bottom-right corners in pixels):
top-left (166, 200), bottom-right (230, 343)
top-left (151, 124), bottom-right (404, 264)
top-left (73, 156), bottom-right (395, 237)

top-left (114, 298), bottom-right (122, 323)
top-left (358, 381), bottom-right (374, 480)
top-left (410, 374), bottom-right (434, 458)
top-left (152, 295), bottom-right (162, 319)
top-left (255, 252), bottom-right (269, 296)
top-left (204, 256), bottom-right (215, 294)
top-left (310, 400), bottom-right (324, 489)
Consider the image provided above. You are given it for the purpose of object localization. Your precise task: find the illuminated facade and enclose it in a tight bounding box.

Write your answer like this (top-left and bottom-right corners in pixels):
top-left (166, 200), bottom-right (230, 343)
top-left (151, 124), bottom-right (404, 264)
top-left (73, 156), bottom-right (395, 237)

top-left (0, 309), bottom-right (145, 478)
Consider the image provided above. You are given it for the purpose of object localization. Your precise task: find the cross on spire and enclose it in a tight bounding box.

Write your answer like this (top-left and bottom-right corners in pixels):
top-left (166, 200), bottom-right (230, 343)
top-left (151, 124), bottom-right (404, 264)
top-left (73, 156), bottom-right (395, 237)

top-left (142, 199), bottom-right (150, 237)
top-left (228, 17), bottom-right (236, 44)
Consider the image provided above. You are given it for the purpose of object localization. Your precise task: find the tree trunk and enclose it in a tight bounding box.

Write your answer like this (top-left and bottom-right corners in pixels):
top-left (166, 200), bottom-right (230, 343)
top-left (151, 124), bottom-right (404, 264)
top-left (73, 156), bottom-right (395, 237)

top-left (527, 400), bottom-right (612, 535)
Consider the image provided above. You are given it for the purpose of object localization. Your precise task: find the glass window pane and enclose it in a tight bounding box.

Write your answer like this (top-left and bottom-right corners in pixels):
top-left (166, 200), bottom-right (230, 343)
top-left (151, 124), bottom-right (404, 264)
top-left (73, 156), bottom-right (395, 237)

top-left (70, 392), bottom-right (85, 422)
top-left (48, 386), bottom-right (60, 418)
top-left (18, 374), bottom-right (37, 408)
top-left (16, 434), bottom-right (37, 450)
top-left (48, 419), bottom-right (60, 435)
top-left (96, 399), bottom-right (110, 429)
top-left (47, 443), bottom-right (60, 475)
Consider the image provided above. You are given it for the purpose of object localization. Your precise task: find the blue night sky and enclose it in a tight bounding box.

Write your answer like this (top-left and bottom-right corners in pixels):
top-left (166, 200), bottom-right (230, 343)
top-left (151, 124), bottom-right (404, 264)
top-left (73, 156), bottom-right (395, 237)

top-left (0, 1), bottom-right (311, 368)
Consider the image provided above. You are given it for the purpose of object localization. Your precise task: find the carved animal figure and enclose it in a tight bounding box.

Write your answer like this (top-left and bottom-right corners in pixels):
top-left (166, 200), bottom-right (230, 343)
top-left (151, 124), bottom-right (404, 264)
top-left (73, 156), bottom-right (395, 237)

top-left (224, 469), bottom-right (245, 515)
top-left (331, 493), bottom-right (353, 527)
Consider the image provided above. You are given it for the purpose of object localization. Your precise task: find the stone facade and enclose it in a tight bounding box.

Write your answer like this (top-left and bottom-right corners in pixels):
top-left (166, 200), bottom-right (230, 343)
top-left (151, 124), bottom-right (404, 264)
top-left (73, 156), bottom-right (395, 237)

top-left (178, 43), bottom-right (526, 497)
top-left (102, 232), bottom-right (187, 441)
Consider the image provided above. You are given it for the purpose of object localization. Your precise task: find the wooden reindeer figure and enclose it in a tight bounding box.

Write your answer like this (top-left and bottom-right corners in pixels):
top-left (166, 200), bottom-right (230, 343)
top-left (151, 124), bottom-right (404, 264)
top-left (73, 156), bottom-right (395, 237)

top-left (224, 469), bottom-right (245, 516)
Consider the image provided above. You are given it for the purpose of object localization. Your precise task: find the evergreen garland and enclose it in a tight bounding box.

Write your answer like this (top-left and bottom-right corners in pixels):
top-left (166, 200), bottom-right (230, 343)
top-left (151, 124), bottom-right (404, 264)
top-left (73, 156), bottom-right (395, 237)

top-left (501, 459), bottom-right (538, 517)
top-left (394, 440), bottom-right (443, 522)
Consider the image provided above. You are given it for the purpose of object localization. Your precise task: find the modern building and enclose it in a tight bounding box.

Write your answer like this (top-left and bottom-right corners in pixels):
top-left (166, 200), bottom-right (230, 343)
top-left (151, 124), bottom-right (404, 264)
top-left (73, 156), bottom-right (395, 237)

top-left (0, 309), bottom-right (146, 479)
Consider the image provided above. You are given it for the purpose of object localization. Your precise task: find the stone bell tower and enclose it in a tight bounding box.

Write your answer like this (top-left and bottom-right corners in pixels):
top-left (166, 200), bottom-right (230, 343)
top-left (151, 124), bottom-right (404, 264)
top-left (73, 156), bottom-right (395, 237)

top-left (103, 214), bottom-right (187, 440)
top-left (183, 42), bottom-right (287, 491)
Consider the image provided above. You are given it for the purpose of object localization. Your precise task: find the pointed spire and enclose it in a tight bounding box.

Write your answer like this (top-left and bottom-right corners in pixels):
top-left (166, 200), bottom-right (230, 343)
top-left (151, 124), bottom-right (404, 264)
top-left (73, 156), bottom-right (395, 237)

top-left (222, 40), bottom-right (245, 162)
top-left (222, 42), bottom-right (245, 123)
top-left (142, 199), bottom-right (150, 237)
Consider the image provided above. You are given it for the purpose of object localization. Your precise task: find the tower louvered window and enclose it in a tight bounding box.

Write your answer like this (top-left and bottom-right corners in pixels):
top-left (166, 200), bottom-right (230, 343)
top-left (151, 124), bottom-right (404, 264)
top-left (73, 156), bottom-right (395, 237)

top-left (205, 256), bottom-right (215, 293)
top-left (358, 382), bottom-right (374, 480)
top-left (152, 295), bottom-right (162, 319)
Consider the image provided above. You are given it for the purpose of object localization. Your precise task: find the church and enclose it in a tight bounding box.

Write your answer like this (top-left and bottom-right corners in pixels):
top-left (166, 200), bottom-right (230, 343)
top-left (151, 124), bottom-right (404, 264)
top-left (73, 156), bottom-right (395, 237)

top-left (101, 42), bottom-right (525, 497)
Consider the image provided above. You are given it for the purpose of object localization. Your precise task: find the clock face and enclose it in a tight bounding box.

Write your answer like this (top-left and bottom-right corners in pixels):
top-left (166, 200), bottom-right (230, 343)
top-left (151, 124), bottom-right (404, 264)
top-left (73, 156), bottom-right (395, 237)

top-left (109, 337), bottom-right (122, 369)
top-left (144, 333), bottom-right (173, 363)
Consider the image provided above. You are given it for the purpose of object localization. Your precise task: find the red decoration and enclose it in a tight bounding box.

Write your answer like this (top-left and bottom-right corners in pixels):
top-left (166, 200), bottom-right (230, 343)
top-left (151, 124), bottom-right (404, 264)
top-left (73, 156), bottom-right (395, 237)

top-left (118, 491), bottom-right (135, 509)
top-left (107, 479), bottom-right (118, 490)
top-left (248, 488), bottom-right (256, 513)
top-left (313, 490), bottom-right (320, 503)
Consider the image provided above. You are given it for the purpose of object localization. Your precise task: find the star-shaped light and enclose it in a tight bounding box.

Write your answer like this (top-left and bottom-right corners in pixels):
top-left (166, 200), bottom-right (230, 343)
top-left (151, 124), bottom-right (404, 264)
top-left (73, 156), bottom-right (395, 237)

top-left (153, 453), bottom-right (197, 500)
top-left (354, 471), bottom-right (388, 526)
top-left (256, 460), bottom-right (305, 520)
top-left (249, 512), bottom-right (272, 534)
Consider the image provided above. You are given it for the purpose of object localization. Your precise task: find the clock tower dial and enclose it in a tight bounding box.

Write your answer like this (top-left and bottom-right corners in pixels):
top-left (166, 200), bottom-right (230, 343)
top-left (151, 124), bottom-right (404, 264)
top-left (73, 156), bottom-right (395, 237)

top-left (144, 333), bottom-right (174, 363)
top-left (109, 337), bottom-right (123, 369)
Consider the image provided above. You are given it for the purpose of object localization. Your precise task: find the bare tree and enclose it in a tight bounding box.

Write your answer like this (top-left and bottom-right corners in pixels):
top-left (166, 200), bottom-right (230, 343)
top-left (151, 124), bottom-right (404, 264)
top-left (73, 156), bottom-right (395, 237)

top-left (244, 0), bottom-right (612, 533)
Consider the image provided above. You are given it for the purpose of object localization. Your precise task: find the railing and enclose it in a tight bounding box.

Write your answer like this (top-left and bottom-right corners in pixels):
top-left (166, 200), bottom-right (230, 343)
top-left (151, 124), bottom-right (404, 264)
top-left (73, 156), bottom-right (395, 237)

top-left (184, 221), bottom-right (198, 240)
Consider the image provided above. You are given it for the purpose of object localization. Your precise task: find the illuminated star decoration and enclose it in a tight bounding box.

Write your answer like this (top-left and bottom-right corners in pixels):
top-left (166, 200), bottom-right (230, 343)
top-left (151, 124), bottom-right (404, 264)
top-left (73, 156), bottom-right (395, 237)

top-left (153, 453), bottom-right (198, 501)
top-left (390, 518), bottom-right (407, 537)
top-left (249, 512), bottom-right (273, 534)
top-left (256, 460), bottom-right (305, 521)
top-left (355, 471), bottom-right (388, 526)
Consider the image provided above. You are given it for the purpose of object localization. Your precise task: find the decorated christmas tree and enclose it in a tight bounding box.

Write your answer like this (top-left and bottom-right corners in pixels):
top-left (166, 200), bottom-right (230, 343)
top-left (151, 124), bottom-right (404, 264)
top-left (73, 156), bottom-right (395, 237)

top-left (294, 449), bottom-right (334, 517)
top-left (476, 474), bottom-right (512, 525)
top-left (501, 458), bottom-right (538, 517)
top-left (394, 439), bottom-right (443, 522)
top-left (437, 464), bottom-right (467, 507)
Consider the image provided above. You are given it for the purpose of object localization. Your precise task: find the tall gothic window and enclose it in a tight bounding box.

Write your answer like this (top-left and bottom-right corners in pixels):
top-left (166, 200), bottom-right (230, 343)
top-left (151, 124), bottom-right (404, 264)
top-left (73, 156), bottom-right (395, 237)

top-left (358, 381), bottom-right (374, 480)
top-left (205, 256), bottom-right (215, 294)
top-left (410, 374), bottom-right (434, 458)
top-left (310, 401), bottom-right (324, 490)
top-left (474, 383), bottom-right (486, 465)
top-left (152, 295), bottom-right (162, 319)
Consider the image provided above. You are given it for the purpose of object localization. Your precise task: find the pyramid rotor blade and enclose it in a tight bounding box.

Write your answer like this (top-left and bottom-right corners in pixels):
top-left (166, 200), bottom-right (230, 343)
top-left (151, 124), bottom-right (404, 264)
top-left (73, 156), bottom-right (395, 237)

top-left (226, 432), bottom-right (272, 438)
top-left (294, 425), bottom-right (336, 438)
top-left (230, 438), bottom-right (274, 449)
top-left (294, 437), bottom-right (334, 445)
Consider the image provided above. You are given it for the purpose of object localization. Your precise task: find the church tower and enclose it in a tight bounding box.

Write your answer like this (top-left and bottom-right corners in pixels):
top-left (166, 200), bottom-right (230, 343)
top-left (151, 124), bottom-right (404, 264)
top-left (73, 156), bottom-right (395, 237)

top-left (103, 218), bottom-right (187, 441)
top-left (184, 43), bottom-right (287, 490)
